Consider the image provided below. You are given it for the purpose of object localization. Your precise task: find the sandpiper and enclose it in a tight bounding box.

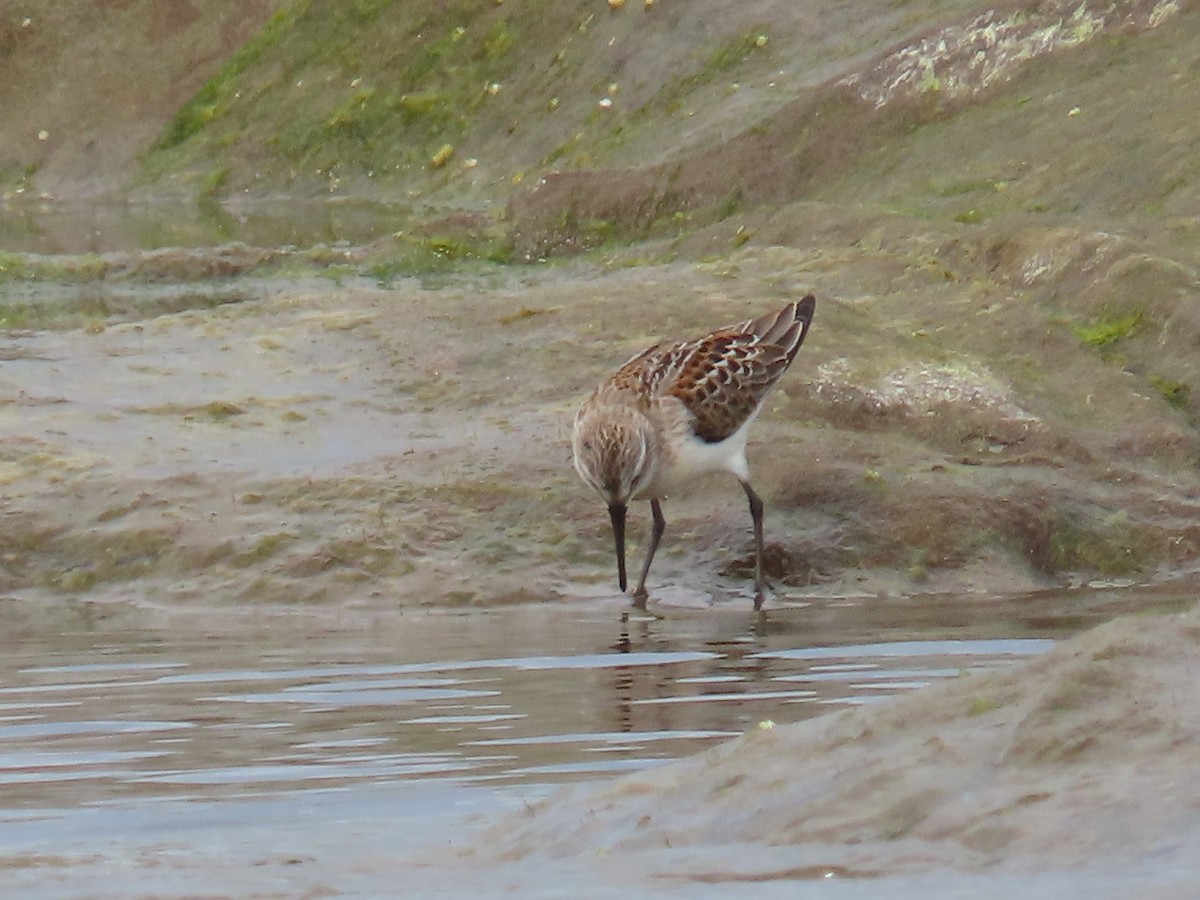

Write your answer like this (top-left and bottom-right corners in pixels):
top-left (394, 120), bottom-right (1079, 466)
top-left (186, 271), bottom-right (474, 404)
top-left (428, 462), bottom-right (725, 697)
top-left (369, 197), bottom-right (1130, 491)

top-left (572, 295), bottom-right (816, 610)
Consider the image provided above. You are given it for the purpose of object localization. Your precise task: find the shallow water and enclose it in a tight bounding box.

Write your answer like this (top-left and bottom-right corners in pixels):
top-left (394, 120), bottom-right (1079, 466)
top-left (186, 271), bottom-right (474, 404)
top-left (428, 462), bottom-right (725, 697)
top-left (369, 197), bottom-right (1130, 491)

top-left (0, 587), bottom-right (1190, 895)
top-left (0, 606), bottom-right (1051, 805)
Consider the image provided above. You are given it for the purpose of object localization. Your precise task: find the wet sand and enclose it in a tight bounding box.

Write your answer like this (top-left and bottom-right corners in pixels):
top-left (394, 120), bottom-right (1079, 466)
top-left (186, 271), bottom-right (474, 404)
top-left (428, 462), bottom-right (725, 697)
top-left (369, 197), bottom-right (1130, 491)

top-left (9, 250), bottom-right (1199, 622)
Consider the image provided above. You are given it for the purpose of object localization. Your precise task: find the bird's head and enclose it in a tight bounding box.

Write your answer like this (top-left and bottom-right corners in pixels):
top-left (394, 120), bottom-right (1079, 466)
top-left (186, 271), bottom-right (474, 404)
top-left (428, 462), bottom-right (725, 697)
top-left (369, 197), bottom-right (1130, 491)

top-left (571, 404), bottom-right (656, 506)
top-left (571, 404), bottom-right (657, 593)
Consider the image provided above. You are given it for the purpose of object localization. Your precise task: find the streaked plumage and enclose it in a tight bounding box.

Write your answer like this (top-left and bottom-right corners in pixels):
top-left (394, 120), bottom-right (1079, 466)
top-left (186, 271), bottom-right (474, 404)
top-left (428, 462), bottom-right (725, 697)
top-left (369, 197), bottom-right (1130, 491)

top-left (572, 295), bottom-right (816, 609)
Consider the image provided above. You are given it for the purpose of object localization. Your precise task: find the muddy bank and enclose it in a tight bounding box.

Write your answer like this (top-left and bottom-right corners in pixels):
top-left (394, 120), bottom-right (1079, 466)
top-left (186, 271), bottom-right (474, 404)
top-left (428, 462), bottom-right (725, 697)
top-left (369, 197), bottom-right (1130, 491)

top-left (3, 236), bottom-right (1200, 620)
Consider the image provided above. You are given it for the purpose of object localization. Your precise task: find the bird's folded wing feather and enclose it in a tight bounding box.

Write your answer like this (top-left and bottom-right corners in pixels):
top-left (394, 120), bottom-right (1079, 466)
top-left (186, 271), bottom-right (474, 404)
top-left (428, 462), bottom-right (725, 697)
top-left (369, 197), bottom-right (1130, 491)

top-left (665, 333), bottom-right (791, 442)
top-left (603, 299), bottom-right (812, 443)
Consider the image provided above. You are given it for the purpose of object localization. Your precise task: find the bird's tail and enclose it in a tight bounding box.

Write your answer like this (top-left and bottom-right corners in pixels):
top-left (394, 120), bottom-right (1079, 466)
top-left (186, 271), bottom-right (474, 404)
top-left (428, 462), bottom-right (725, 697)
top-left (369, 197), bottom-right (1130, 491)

top-left (751, 294), bottom-right (816, 364)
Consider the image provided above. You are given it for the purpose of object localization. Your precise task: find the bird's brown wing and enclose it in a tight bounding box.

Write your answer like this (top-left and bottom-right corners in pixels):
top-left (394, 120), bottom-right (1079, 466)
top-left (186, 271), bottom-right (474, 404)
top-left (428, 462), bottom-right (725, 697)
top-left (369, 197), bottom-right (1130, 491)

top-left (599, 297), bottom-right (815, 443)
top-left (665, 297), bottom-right (815, 443)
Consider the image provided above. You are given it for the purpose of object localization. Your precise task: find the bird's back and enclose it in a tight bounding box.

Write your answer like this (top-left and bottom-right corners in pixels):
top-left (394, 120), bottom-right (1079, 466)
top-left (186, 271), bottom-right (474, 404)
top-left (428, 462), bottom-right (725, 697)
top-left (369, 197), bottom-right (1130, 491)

top-left (602, 296), bottom-right (815, 444)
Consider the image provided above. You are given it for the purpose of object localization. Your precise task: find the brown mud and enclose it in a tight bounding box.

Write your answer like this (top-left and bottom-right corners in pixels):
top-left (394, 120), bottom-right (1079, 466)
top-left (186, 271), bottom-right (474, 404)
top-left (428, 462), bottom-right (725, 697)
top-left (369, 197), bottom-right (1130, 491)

top-left (4, 237), bottom-right (1200, 621)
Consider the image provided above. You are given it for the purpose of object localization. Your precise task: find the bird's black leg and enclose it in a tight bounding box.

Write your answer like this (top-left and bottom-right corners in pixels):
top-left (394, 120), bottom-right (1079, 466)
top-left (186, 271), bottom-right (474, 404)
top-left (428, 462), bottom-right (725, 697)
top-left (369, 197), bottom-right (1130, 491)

top-left (632, 499), bottom-right (665, 609)
top-left (741, 481), bottom-right (767, 610)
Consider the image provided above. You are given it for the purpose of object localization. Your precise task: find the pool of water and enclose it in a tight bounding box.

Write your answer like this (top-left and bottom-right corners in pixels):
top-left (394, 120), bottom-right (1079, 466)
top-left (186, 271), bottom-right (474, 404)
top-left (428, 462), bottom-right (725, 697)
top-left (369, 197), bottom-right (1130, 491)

top-left (0, 603), bottom-right (1061, 807)
top-left (0, 588), bottom-right (1190, 896)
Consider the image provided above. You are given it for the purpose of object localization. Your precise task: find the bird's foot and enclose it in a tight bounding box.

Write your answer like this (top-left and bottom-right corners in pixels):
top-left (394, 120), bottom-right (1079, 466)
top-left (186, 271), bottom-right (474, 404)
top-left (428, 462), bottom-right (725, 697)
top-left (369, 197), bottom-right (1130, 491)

top-left (752, 581), bottom-right (774, 612)
top-left (630, 586), bottom-right (649, 610)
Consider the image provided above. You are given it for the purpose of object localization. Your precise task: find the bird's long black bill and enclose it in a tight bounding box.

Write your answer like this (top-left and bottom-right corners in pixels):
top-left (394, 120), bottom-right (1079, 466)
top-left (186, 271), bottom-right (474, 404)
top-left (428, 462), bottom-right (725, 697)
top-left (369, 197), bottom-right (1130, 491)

top-left (608, 503), bottom-right (628, 592)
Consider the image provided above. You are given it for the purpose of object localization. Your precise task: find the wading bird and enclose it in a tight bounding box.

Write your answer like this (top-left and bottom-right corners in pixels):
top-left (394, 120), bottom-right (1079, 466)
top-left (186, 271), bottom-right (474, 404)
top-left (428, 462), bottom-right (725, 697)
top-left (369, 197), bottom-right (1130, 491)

top-left (572, 295), bottom-right (815, 610)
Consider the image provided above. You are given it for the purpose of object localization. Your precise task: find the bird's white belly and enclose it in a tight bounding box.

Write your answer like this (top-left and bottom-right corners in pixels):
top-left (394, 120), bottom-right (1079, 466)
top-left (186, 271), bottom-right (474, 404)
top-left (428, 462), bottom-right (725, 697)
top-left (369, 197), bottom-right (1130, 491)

top-left (638, 410), bottom-right (758, 499)
top-left (674, 429), bottom-right (749, 477)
